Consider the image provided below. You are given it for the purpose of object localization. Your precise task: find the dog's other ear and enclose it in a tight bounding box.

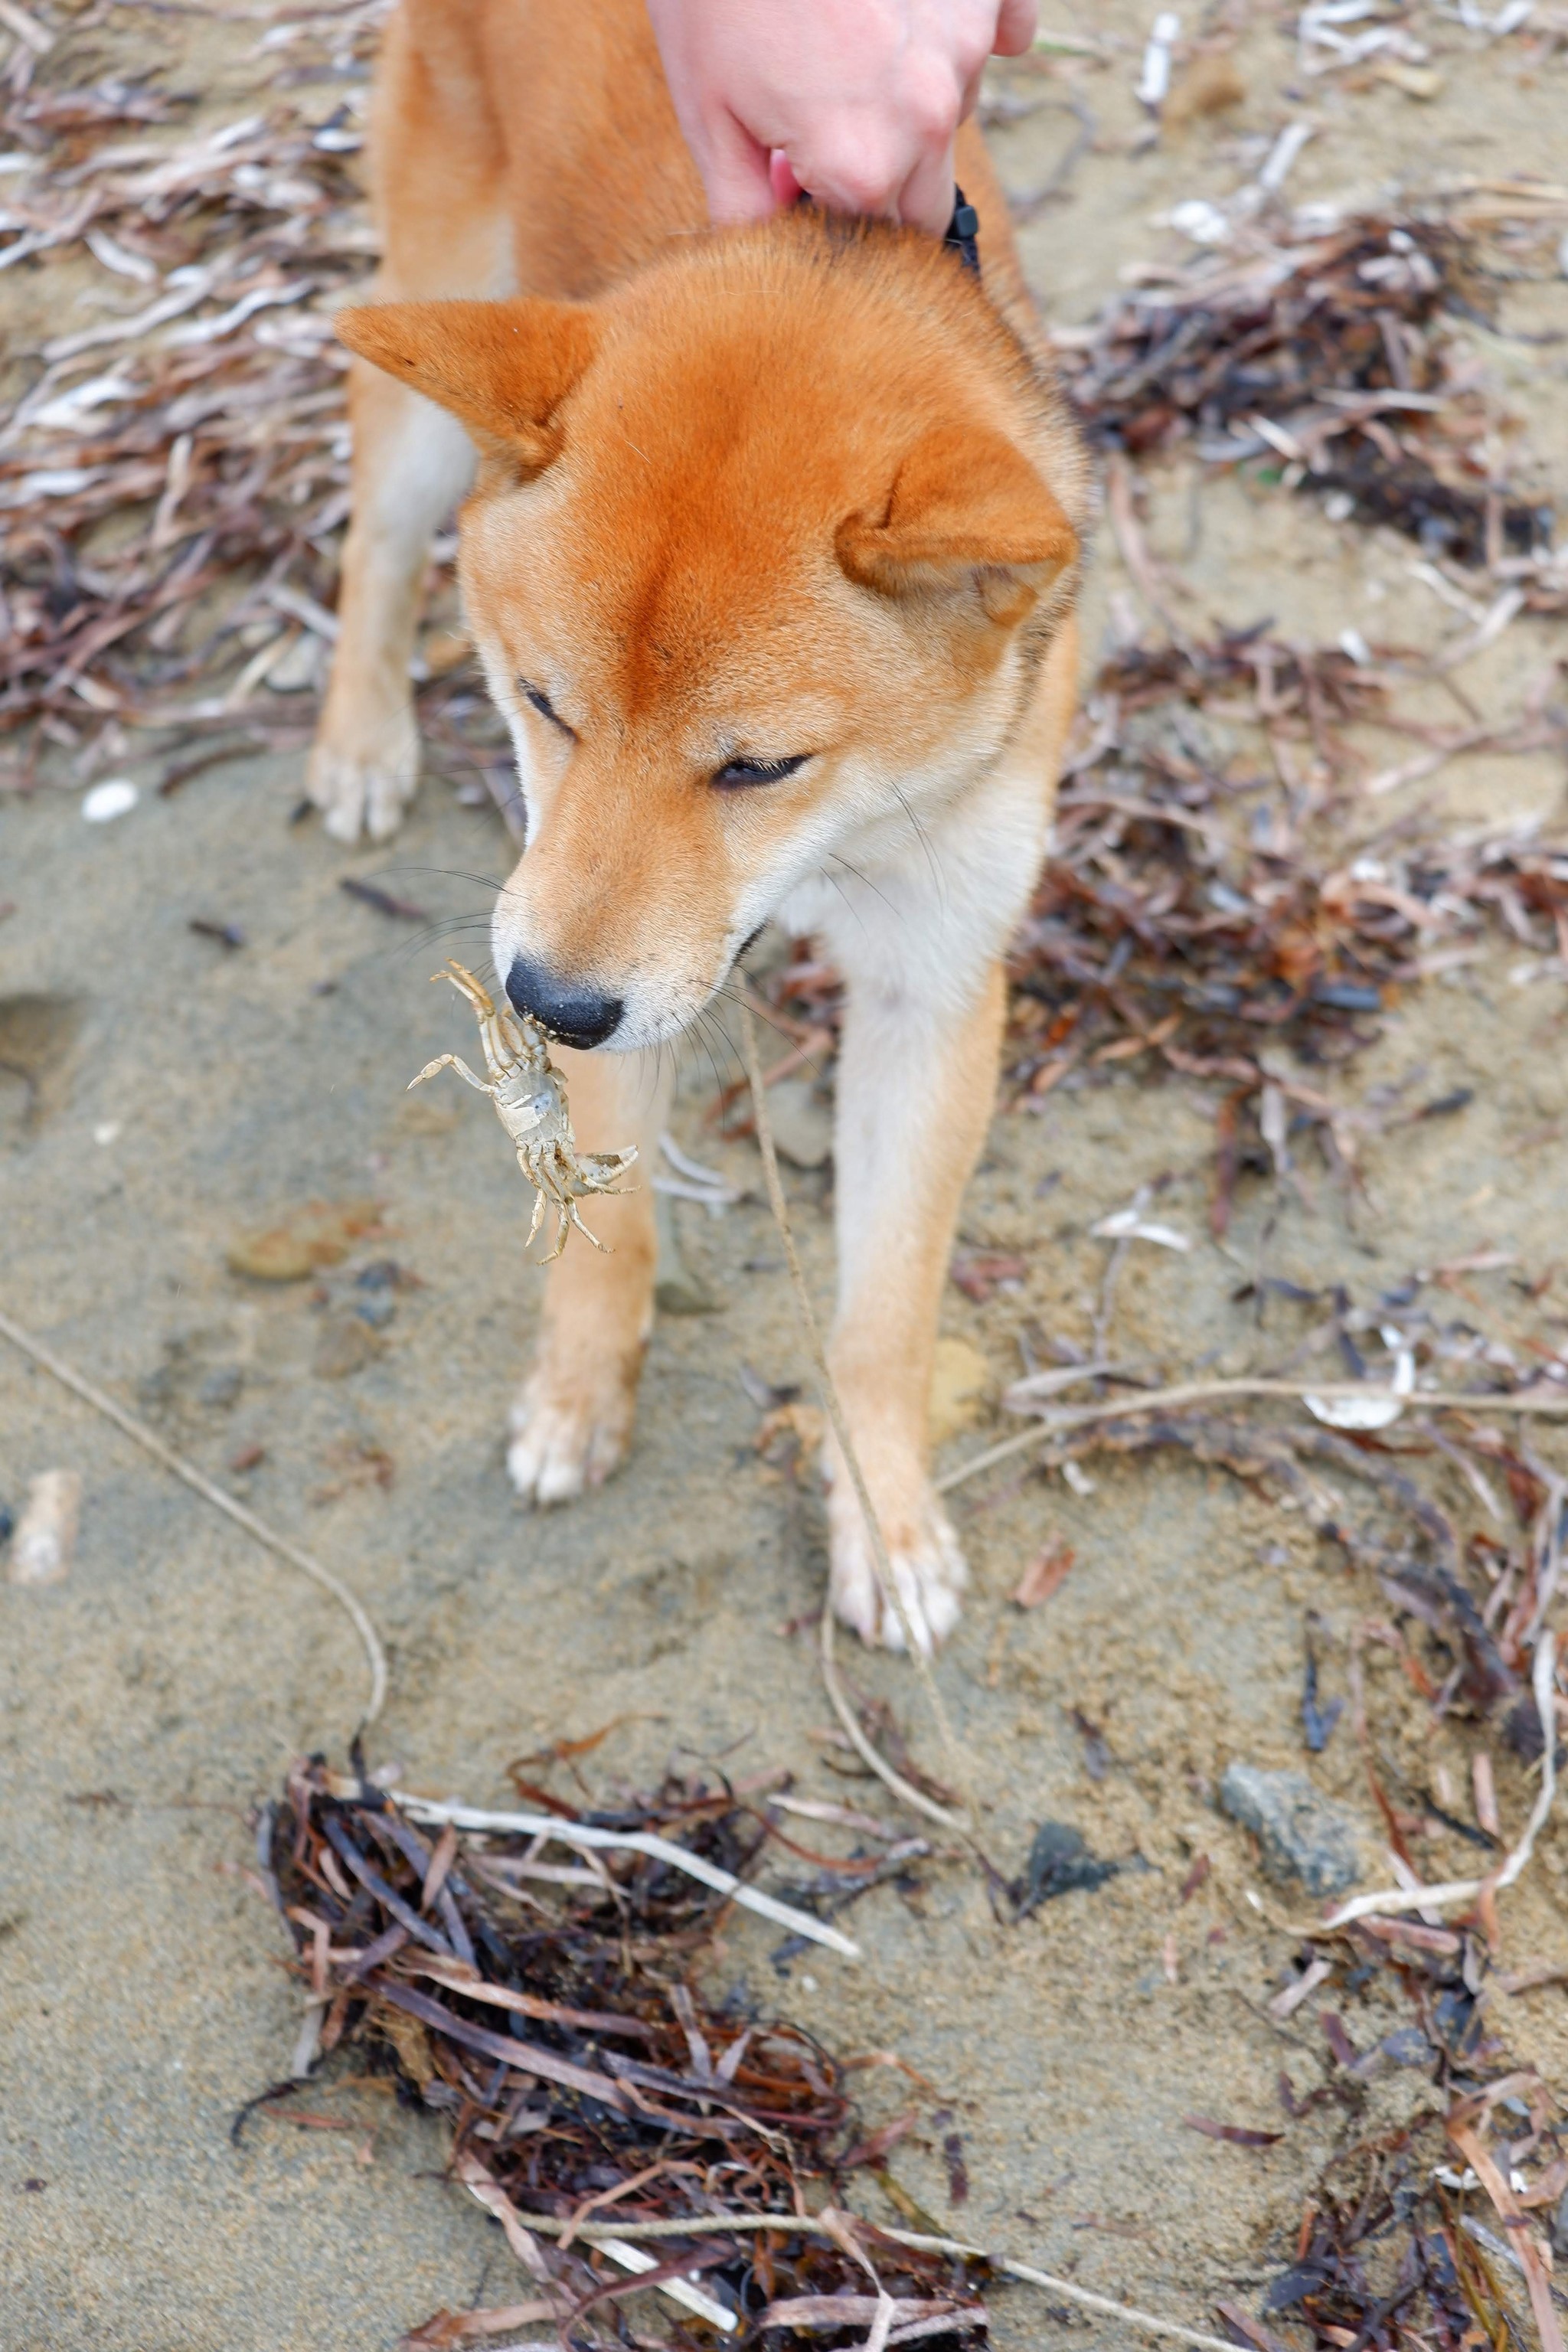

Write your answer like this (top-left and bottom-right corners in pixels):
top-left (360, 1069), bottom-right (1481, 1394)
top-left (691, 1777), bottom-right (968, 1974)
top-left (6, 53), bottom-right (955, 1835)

top-left (837, 423), bottom-right (1076, 626)
top-left (336, 299), bottom-right (600, 473)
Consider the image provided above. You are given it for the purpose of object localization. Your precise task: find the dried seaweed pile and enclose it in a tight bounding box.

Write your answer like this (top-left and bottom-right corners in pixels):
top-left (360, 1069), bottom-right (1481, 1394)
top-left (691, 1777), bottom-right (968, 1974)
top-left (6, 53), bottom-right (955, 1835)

top-left (2, 4), bottom-right (366, 769)
top-left (995, 1361), bottom-right (1567, 2348)
top-left (1059, 202), bottom-right (1563, 578)
top-left (0, 1), bottom-right (503, 793)
top-left (1004, 631), bottom-right (1568, 1225)
top-left (260, 1756), bottom-right (985, 2350)
top-left (1244, 1916), bottom-right (1566, 2352)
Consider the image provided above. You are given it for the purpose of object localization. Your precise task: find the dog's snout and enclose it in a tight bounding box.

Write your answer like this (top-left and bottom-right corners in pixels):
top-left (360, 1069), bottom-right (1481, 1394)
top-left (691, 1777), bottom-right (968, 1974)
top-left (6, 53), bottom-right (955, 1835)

top-left (505, 953), bottom-right (624, 1050)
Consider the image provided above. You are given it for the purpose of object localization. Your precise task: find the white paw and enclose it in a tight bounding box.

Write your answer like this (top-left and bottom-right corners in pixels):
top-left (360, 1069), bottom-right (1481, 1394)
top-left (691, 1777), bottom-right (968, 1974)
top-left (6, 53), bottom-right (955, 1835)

top-left (307, 720), bottom-right (418, 845)
top-left (506, 1372), bottom-right (632, 1506)
top-left (826, 1479), bottom-right (969, 1655)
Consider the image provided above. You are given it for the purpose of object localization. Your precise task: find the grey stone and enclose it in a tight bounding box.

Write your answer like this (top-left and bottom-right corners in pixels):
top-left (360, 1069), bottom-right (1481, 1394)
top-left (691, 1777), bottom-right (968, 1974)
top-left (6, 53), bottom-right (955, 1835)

top-left (1220, 1762), bottom-right (1364, 1896)
top-left (765, 1078), bottom-right (833, 1171)
top-left (312, 1312), bottom-right (381, 1380)
top-left (266, 630), bottom-right (325, 693)
top-left (653, 1188), bottom-right (718, 1315)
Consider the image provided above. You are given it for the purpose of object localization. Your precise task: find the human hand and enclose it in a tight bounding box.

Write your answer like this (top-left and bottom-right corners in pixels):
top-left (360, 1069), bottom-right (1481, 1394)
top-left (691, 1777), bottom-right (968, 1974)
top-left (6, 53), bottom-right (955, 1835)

top-left (646, 0), bottom-right (1039, 237)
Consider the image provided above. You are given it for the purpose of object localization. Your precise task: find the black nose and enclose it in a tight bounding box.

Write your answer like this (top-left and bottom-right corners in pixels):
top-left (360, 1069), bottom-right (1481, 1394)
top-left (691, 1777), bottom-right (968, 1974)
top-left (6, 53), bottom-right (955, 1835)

top-left (505, 954), bottom-right (624, 1049)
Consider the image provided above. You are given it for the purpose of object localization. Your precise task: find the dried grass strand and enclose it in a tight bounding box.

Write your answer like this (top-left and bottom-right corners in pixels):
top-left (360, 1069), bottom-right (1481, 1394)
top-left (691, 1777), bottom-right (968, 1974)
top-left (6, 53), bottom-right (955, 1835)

top-left (0, 1304), bottom-right (387, 1720)
top-left (738, 1004), bottom-right (969, 1830)
top-left (485, 2209), bottom-right (1241, 2350)
top-left (937, 1375), bottom-right (1568, 1494)
top-left (387, 1792), bottom-right (862, 1960)
top-left (817, 1607), bottom-right (967, 1834)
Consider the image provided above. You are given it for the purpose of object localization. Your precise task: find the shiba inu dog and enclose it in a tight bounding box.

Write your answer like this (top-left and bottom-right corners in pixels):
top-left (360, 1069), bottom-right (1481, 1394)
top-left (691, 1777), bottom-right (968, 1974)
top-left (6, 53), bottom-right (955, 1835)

top-left (311, 0), bottom-right (1087, 1651)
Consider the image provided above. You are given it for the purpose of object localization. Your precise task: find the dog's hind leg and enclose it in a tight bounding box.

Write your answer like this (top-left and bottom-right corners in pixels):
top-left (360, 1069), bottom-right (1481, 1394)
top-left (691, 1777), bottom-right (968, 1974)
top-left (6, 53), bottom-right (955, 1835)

top-left (507, 1045), bottom-right (671, 1505)
top-left (309, 5), bottom-right (508, 842)
top-left (309, 365), bottom-right (475, 842)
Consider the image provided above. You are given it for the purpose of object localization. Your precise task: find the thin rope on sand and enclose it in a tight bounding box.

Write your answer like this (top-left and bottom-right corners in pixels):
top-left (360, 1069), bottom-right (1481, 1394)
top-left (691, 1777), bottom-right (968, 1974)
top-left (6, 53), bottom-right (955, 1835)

top-left (0, 1305), bottom-right (387, 1723)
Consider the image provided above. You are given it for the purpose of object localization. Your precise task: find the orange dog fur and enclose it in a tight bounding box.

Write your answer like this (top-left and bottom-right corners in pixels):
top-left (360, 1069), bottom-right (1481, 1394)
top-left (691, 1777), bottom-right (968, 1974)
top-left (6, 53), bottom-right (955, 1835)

top-left (313, 0), bottom-right (1089, 1651)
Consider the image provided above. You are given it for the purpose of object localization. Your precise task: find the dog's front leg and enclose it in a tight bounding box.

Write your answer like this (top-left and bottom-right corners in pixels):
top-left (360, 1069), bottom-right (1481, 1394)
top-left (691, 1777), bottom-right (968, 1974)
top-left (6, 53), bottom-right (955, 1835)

top-left (823, 957), bottom-right (1006, 1652)
top-left (507, 1044), bottom-right (671, 1504)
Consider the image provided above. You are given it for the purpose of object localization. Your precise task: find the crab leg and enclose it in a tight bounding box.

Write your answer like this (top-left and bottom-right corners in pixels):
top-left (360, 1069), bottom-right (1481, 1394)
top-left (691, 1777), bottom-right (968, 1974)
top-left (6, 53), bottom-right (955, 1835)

top-left (480, 1009), bottom-right (526, 1072)
top-left (436, 962), bottom-right (498, 1021)
top-left (407, 1052), bottom-right (494, 1096)
top-left (523, 1181), bottom-right (547, 1250)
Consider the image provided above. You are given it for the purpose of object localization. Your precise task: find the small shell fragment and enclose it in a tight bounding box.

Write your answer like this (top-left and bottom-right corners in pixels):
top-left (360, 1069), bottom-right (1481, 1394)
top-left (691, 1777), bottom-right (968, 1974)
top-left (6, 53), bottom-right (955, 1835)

top-left (1305, 1344), bottom-right (1414, 1431)
top-left (81, 778), bottom-right (139, 823)
top-left (1137, 10), bottom-right (1181, 106)
top-left (1089, 1206), bottom-right (1192, 1251)
top-left (8, 1468), bottom-right (82, 1585)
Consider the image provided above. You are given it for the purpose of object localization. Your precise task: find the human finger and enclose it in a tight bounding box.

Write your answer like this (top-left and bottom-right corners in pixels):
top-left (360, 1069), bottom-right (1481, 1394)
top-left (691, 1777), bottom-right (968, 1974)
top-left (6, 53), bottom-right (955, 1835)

top-left (894, 132), bottom-right (958, 237)
top-left (790, 114), bottom-right (926, 217)
top-left (690, 104), bottom-right (778, 224)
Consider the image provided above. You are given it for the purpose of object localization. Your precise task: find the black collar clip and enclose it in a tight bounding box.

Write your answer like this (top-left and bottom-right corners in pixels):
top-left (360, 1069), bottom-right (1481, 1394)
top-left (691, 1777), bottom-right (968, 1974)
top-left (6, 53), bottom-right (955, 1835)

top-left (945, 185), bottom-right (980, 276)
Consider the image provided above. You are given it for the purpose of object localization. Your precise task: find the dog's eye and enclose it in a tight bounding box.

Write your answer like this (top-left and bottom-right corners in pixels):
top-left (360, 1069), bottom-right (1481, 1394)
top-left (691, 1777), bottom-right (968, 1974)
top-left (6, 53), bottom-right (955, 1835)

top-left (521, 681), bottom-right (573, 736)
top-left (712, 753), bottom-right (808, 789)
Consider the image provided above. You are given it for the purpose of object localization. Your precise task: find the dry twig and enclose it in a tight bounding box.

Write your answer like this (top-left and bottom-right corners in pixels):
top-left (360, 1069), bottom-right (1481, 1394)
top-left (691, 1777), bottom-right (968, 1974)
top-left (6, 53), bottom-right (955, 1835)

top-left (939, 1374), bottom-right (1568, 1494)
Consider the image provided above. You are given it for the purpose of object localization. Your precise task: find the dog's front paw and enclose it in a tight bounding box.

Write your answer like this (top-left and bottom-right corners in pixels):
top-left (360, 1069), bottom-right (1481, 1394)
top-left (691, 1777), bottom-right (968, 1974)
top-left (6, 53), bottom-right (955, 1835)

top-left (307, 718), bottom-right (418, 845)
top-left (507, 1365), bottom-right (635, 1505)
top-left (826, 1475), bottom-right (969, 1655)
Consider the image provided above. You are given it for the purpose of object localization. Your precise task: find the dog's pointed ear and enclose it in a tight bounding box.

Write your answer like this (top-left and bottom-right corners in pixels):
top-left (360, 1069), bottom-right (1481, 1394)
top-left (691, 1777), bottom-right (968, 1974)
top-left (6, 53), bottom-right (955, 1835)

top-left (335, 299), bottom-right (600, 473)
top-left (836, 423), bottom-right (1076, 626)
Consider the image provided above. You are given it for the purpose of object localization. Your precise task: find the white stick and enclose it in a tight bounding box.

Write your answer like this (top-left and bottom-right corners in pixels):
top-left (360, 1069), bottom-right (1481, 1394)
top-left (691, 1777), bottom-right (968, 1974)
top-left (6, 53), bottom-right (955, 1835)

top-left (390, 1795), bottom-right (861, 1960)
top-left (1136, 10), bottom-right (1181, 105)
top-left (0, 0), bottom-right (55, 53)
top-left (598, 2236), bottom-right (738, 2334)
top-left (658, 1132), bottom-right (733, 1189)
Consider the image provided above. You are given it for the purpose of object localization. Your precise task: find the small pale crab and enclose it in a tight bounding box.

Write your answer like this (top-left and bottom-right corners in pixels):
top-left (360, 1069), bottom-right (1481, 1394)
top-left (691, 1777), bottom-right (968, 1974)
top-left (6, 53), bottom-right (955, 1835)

top-left (408, 960), bottom-right (637, 1259)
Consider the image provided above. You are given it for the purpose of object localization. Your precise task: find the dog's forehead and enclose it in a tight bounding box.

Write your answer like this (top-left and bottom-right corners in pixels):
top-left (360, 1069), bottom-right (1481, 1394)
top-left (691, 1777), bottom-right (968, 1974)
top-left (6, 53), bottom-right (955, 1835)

top-left (471, 247), bottom-right (1036, 709)
top-left (573, 345), bottom-right (864, 547)
top-left (576, 260), bottom-right (985, 534)
top-left (519, 363), bottom-right (880, 697)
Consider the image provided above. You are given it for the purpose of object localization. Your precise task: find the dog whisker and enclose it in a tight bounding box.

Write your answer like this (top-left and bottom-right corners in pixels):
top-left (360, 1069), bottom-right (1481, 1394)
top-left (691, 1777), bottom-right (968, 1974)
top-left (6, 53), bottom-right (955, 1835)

top-left (688, 1004), bottom-right (734, 1110)
top-left (374, 862), bottom-right (528, 905)
top-left (827, 850), bottom-right (899, 923)
top-left (709, 984), bottom-right (830, 1086)
top-left (818, 863), bottom-right (868, 934)
top-left (892, 784), bottom-right (946, 916)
